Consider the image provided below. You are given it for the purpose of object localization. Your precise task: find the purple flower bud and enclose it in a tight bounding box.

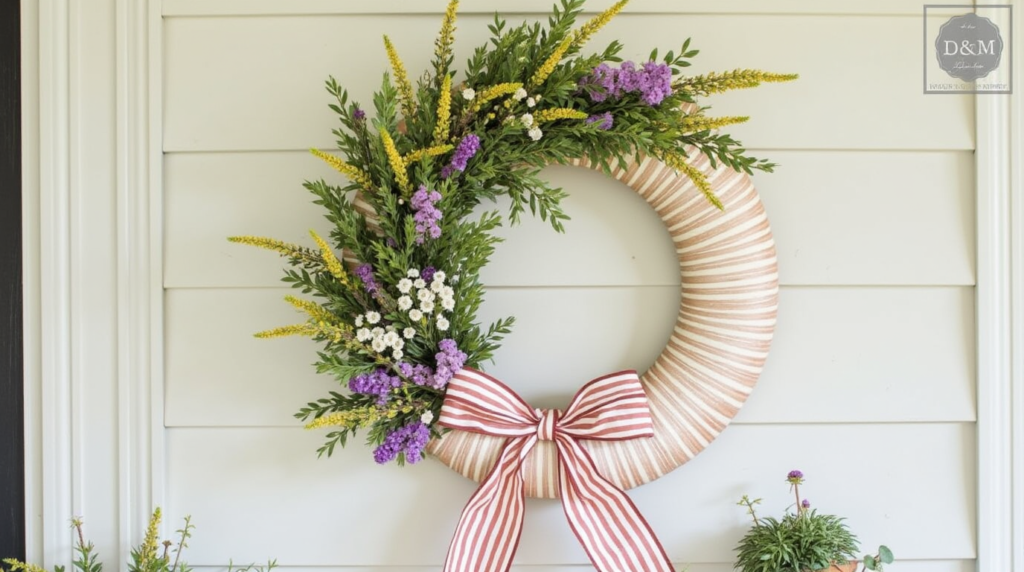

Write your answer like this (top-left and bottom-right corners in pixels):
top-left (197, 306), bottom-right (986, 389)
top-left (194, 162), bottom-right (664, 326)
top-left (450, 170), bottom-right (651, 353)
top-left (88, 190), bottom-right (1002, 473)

top-left (352, 106), bottom-right (365, 121)
top-left (586, 112), bottom-right (614, 130)
top-left (441, 134), bottom-right (481, 179)
top-left (787, 470), bottom-right (805, 484)
top-left (801, 499), bottom-right (810, 509)
top-left (354, 263), bottom-right (379, 294)
top-left (421, 266), bottom-right (436, 283)
top-left (411, 185), bottom-right (443, 244)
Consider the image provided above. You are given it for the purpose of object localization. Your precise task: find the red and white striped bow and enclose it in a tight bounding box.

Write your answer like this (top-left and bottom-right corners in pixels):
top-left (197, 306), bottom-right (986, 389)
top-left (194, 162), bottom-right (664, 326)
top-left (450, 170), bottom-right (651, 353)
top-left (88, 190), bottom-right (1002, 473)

top-left (437, 368), bottom-right (675, 572)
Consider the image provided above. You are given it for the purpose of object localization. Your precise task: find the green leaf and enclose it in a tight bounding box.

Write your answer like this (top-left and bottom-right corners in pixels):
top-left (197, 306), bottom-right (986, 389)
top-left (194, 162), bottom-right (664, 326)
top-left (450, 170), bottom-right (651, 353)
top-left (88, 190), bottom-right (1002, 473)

top-left (879, 545), bottom-right (894, 564)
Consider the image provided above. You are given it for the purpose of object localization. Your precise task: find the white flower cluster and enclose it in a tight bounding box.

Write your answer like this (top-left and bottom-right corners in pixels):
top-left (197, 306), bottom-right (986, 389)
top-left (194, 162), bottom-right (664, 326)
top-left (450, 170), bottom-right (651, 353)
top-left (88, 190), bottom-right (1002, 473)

top-left (519, 113), bottom-right (543, 141)
top-left (397, 268), bottom-right (455, 331)
top-left (354, 313), bottom-right (409, 360)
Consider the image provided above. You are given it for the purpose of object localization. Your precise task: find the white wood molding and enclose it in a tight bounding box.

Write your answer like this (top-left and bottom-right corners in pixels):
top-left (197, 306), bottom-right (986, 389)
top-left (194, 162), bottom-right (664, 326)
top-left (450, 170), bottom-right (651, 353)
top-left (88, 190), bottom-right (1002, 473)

top-left (974, 6), bottom-right (1016, 571)
top-left (1010, 3), bottom-right (1023, 571)
top-left (25, 0), bottom-right (165, 564)
top-left (115, 0), bottom-right (164, 555)
top-left (35, 0), bottom-right (74, 569)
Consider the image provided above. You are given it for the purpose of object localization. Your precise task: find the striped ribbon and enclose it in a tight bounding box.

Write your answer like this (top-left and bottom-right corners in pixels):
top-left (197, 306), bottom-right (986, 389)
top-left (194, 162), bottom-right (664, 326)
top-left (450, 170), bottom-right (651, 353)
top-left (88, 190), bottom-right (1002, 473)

top-left (437, 368), bottom-right (675, 572)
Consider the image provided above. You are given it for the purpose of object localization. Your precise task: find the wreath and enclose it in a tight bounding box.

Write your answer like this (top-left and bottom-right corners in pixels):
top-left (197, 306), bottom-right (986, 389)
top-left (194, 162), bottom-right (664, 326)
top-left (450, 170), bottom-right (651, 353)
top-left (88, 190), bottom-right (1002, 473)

top-left (229, 0), bottom-right (794, 472)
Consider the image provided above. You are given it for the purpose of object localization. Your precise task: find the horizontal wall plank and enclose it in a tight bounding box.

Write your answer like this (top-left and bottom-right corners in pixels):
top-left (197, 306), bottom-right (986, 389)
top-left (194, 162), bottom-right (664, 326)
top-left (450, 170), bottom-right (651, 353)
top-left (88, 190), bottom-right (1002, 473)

top-left (164, 286), bottom-right (974, 426)
top-left (737, 286), bottom-right (975, 423)
top-left (164, 0), bottom-right (955, 17)
top-left (165, 423), bottom-right (975, 565)
top-left (757, 150), bottom-right (975, 286)
top-left (163, 151), bottom-right (974, 289)
top-left (162, 15), bottom-right (973, 152)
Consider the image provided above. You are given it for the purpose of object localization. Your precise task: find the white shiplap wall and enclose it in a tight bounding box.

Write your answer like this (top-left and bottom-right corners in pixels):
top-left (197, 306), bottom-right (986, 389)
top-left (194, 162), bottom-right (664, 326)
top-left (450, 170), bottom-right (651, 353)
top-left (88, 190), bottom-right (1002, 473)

top-left (157, 2), bottom-right (975, 571)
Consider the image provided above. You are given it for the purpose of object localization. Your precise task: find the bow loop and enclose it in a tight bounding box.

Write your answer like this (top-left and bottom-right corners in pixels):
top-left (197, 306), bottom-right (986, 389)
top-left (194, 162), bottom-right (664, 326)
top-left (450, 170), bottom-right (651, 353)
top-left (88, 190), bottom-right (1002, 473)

top-left (557, 371), bottom-right (656, 441)
top-left (437, 368), bottom-right (673, 572)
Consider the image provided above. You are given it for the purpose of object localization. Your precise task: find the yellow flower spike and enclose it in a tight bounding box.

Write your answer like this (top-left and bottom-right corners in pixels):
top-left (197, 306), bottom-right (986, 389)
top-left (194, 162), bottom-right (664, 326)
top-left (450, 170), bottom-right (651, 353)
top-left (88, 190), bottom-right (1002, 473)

top-left (570, 0), bottom-right (629, 51)
top-left (254, 324), bottom-right (316, 339)
top-left (306, 407), bottom-right (379, 430)
top-left (139, 508), bottom-right (162, 568)
top-left (681, 115), bottom-right (750, 132)
top-left (533, 108), bottom-right (588, 123)
top-left (660, 151), bottom-right (724, 211)
top-left (2, 559), bottom-right (49, 572)
top-left (284, 295), bottom-right (336, 323)
top-left (383, 35), bottom-right (417, 117)
top-left (227, 235), bottom-right (324, 264)
top-left (434, 0), bottom-right (459, 80)
top-left (529, 36), bottom-right (573, 88)
top-left (309, 230), bottom-right (350, 285)
top-left (380, 131), bottom-right (411, 193)
top-left (469, 82), bottom-right (524, 111)
top-left (676, 69), bottom-right (799, 97)
top-left (310, 148), bottom-right (375, 190)
top-left (405, 144), bottom-right (454, 164)
top-left (433, 74), bottom-right (453, 144)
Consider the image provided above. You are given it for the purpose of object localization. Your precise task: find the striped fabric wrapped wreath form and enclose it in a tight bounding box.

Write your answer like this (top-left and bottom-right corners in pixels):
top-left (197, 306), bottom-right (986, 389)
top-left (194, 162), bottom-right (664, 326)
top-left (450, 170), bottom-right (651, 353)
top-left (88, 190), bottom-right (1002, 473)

top-left (230, 1), bottom-right (792, 570)
top-left (429, 151), bottom-right (779, 499)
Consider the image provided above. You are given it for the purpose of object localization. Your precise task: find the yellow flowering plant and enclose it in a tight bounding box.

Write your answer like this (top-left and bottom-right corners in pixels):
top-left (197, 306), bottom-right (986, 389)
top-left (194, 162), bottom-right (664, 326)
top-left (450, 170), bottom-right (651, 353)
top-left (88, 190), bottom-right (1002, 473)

top-left (1, 510), bottom-right (276, 572)
top-left (231, 0), bottom-right (795, 465)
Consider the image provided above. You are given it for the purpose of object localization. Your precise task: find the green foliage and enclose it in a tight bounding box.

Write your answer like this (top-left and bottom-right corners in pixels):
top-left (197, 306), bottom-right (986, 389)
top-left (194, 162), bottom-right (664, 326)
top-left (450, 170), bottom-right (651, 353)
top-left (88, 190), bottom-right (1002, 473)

top-left (3, 512), bottom-right (268, 572)
top-left (237, 0), bottom-right (795, 460)
top-left (862, 545), bottom-right (894, 571)
top-left (734, 511), bottom-right (859, 572)
top-left (734, 474), bottom-right (893, 572)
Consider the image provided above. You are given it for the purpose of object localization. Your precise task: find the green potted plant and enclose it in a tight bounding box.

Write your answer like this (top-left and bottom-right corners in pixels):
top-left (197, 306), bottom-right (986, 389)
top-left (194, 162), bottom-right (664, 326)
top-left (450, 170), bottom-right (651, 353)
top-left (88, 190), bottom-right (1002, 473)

top-left (734, 470), bottom-right (894, 572)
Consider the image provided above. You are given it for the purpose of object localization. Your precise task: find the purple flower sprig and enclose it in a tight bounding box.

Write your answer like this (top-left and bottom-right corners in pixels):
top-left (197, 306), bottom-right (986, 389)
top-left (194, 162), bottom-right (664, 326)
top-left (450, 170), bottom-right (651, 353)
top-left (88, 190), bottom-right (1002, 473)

top-left (348, 367), bottom-right (401, 406)
top-left (411, 185), bottom-right (443, 244)
top-left (354, 264), bottom-right (379, 295)
top-left (373, 421), bottom-right (430, 464)
top-left (395, 338), bottom-right (467, 390)
top-left (441, 134), bottom-right (481, 179)
top-left (434, 338), bottom-right (468, 388)
top-left (578, 61), bottom-right (673, 106)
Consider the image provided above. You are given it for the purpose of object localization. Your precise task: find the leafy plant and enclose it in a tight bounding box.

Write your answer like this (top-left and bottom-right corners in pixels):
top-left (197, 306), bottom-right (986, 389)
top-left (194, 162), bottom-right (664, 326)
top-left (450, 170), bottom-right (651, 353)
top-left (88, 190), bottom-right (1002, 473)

top-left (2, 510), bottom-right (276, 572)
top-left (734, 471), bottom-right (893, 572)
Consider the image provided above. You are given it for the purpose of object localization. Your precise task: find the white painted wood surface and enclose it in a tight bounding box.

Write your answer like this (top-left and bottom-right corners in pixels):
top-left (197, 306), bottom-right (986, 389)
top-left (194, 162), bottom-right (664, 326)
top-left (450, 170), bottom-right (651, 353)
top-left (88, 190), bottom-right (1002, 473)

top-left (162, 14), bottom-right (974, 152)
top-left (165, 424), bottom-right (974, 564)
top-left (154, 2), bottom-right (980, 570)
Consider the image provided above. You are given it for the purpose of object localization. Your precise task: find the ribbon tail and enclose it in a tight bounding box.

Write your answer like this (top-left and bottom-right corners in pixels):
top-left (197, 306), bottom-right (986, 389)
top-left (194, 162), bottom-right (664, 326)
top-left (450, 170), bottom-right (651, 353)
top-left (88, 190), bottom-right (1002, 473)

top-left (556, 437), bottom-right (675, 572)
top-left (444, 436), bottom-right (536, 572)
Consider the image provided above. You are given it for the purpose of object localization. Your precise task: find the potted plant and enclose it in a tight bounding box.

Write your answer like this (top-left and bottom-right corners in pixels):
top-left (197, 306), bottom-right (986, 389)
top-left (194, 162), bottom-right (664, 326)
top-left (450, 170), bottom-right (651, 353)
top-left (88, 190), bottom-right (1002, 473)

top-left (733, 470), bottom-right (894, 572)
